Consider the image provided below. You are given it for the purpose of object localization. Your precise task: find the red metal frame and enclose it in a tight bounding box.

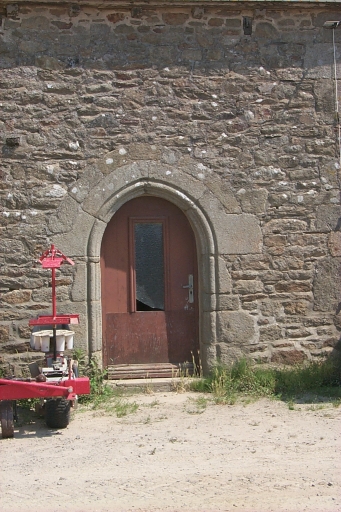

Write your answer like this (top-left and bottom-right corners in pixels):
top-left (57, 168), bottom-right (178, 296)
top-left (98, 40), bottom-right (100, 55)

top-left (29, 245), bottom-right (79, 326)
top-left (29, 315), bottom-right (79, 326)
top-left (0, 246), bottom-right (90, 410)
top-left (0, 378), bottom-right (90, 402)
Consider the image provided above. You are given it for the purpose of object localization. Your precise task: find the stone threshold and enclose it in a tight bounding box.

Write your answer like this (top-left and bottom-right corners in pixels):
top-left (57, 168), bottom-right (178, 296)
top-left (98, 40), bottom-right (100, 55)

top-left (107, 377), bottom-right (196, 392)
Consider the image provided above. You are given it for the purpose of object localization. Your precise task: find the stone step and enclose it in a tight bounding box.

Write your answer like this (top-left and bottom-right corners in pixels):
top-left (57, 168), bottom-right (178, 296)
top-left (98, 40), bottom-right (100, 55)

top-left (107, 362), bottom-right (194, 380)
top-left (107, 377), bottom-right (196, 393)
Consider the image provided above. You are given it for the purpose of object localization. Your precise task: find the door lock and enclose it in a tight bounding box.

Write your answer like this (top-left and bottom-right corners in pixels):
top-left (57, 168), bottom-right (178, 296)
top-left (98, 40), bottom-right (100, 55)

top-left (182, 274), bottom-right (194, 303)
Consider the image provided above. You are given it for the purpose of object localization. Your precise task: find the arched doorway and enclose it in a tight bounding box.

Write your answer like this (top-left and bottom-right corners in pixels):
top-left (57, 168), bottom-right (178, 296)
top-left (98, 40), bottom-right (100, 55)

top-left (100, 196), bottom-right (199, 377)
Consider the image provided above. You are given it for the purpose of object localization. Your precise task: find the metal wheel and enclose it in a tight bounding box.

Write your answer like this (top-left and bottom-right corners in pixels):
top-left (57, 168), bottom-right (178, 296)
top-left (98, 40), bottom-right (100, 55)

top-left (0, 401), bottom-right (14, 439)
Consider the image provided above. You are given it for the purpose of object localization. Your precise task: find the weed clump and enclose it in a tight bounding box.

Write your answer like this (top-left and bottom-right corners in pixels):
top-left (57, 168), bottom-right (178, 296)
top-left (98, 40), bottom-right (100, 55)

top-left (73, 350), bottom-right (139, 417)
top-left (274, 358), bottom-right (340, 396)
top-left (190, 357), bottom-right (341, 405)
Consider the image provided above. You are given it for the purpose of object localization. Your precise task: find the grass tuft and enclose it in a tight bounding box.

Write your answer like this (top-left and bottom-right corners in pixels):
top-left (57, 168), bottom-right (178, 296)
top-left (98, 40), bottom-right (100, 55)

top-left (191, 357), bottom-right (341, 405)
top-left (73, 350), bottom-right (139, 417)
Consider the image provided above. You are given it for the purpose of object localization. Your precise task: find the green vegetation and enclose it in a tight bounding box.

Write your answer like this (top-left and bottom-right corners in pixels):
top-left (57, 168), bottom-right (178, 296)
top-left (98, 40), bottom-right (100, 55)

top-left (79, 354), bottom-right (340, 414)
top-left (14, 398), bottom-right (41, 426)
top-left (73, 350), bottom-right (139, 417)
top-left (72, 349), bottom-right (110, 403)
top-left (190, 357), bottom-right (341, 406)
top-left (90, 396), bottom-right (139, 417)
top-left (15, 353), bottom-right (341, 426)
top-left (185, 395), bottom-right (208, 414)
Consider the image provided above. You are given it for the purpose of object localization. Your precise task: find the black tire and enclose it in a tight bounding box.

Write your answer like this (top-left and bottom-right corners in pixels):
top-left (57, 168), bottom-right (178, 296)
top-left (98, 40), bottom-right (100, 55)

top-left (45, 398), bottom-right (70, 429)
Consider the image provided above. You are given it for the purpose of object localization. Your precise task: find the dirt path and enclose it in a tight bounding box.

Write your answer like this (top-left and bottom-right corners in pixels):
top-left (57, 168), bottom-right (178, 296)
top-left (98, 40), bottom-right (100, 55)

top-left (1, 392), bottom-right (340, 512)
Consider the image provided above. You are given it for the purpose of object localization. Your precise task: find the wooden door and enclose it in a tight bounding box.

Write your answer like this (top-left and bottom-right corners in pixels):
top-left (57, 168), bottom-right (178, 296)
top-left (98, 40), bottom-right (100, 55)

top-left (101, 196), bottom-right (198, 370)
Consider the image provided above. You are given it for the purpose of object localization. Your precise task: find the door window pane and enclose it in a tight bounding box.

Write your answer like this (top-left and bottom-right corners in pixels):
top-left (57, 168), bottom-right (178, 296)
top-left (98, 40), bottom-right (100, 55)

top-left (135, 223), bottom-right (164, 311)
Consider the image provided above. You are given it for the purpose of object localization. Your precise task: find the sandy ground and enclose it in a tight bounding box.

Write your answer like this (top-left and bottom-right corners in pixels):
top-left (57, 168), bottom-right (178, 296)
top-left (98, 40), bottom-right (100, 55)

top-left (1, 391), bottom-right (340, 512)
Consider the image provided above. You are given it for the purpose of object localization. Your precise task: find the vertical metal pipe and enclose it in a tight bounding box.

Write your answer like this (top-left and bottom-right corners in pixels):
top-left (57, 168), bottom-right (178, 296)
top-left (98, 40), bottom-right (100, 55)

top-left (52, 325), bottom-right (57, 362)
top-left (51, 266), bottom-right (57, 319)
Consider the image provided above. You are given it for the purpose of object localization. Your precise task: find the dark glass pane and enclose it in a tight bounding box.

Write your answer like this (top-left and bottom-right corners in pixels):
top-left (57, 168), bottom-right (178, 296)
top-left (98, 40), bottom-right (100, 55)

top-left (135, 223), bottom-right (164, 311)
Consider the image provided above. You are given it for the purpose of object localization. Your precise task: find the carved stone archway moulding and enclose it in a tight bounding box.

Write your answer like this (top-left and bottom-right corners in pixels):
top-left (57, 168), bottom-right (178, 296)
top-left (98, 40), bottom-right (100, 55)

top-left (87, 178), bottom-right (218, 365)
top-left (51, 160), bottom-right (262, 371)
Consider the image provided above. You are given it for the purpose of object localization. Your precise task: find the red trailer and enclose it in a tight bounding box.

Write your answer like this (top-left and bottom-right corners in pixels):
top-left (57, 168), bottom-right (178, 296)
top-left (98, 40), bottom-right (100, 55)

top-left (0, 246), bottom-right (90, 438)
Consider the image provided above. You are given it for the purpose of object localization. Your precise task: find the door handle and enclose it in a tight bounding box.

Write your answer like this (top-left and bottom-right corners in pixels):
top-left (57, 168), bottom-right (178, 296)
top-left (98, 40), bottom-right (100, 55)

top-left (182, 274), bottom-right (194, 303)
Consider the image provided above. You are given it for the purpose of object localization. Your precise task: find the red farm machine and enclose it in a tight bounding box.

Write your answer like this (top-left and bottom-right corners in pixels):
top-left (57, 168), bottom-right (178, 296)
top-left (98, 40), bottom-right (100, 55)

top-left (0, 245), bottom-right (90, 438)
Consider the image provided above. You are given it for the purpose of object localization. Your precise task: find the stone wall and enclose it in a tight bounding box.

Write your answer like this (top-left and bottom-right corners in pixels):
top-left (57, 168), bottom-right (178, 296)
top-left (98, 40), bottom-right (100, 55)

top-left (0, 0), bottom-right (340, 371)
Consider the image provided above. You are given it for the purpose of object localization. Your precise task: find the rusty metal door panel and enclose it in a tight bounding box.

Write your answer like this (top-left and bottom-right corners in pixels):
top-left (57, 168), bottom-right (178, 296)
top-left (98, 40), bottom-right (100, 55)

top-left (106, 312), bottom-right (168, 365)
top-left (106, 310), bottom-right (197, 366)
top-left (165, 310), bottom-right (197, 363)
